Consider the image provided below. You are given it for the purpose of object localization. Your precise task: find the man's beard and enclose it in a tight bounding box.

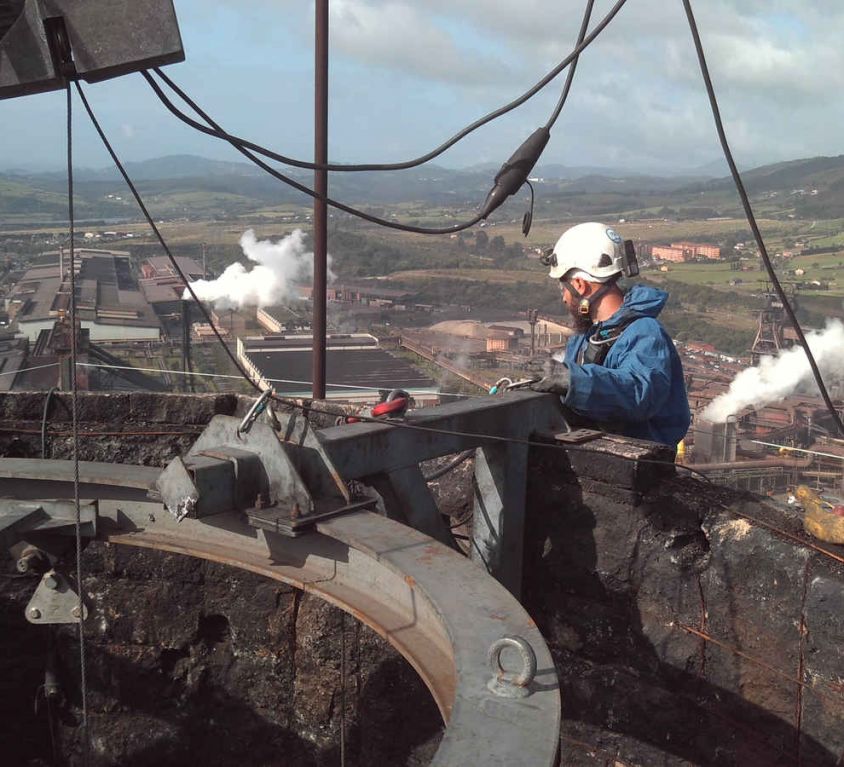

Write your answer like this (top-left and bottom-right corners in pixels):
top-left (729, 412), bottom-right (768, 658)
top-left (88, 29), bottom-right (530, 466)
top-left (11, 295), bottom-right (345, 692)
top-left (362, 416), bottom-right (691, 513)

top-left (568, 302), bottom-right (593, 333)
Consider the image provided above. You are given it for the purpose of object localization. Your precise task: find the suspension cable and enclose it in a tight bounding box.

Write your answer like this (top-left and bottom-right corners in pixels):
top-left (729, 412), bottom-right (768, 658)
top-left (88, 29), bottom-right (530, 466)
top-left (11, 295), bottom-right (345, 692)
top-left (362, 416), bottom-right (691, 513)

top-left (681, 0), bottom-right (844, 436)
top-left (65, 80), bottom-right (90, 764)
top-left (74, 81), bottom-right (264, 396)
top-left (146, 0), bottom-right (628, 174)
top-left (74, 78), bottom-right (719, 486)
top-left (545, 0), bottom-right (595, 131)
top-left (141, 72), bottom-right (484, 236)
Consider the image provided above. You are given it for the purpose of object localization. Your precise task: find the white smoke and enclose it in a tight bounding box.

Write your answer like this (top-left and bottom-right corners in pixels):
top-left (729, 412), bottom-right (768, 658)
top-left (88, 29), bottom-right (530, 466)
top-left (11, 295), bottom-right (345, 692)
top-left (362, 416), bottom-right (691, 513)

top-left (184, 229), bottom-right (332, 309)
top-left (701, 319), bottom-right (844, 423)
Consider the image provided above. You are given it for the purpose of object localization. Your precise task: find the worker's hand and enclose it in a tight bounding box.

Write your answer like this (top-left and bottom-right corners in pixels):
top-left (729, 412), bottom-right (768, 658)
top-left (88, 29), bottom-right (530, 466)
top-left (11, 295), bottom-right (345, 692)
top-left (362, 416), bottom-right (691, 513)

top-left (524, 355), bottom-right (555, 377)
top-left (529, 364), bottom-right (570, 396)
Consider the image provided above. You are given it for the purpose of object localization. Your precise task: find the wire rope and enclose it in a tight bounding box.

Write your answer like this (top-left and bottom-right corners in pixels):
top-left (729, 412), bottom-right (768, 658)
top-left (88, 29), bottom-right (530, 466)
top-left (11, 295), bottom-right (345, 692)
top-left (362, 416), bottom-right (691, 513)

top-left (681, 0), bottom-right (844, 436)
top-left (75, 81), bottom-right (265, 396)
top-left (65, 80), bottom-right (90, 765)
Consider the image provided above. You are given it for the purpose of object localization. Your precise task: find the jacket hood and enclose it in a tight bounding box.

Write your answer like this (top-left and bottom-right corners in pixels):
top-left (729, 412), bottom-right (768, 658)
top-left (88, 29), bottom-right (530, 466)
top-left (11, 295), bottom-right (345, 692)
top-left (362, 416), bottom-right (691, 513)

top-left (603, 284), bottom-right (668, 328)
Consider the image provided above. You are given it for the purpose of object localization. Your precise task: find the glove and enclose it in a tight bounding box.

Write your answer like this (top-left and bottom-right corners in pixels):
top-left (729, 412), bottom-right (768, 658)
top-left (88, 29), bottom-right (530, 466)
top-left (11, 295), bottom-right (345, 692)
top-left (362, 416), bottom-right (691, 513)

top-left (529, 364), bottom-right (570, 396)
top-left (524, 355), bottom-right (555, 377)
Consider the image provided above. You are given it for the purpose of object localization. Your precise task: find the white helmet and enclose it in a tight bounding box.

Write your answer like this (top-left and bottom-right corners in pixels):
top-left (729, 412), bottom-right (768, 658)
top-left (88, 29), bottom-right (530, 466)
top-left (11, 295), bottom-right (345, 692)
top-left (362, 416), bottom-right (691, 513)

top-left (545, 222), bottom-right (625, 282)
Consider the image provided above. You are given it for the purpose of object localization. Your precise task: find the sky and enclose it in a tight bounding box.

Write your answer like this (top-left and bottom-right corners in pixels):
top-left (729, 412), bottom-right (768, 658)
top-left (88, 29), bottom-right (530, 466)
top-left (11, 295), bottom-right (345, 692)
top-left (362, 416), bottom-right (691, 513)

top-left (1, 0), bottom-right (842, 175)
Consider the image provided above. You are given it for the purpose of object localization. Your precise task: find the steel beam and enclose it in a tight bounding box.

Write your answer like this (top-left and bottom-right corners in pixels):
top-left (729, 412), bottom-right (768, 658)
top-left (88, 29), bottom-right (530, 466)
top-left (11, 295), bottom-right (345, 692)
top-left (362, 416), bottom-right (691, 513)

top-left (368, 465), bottom-right (456, 548)
top-left (317, 391), bottom-right (566, 593)
top-left (317, 390), bottom-right (566, 478)
top-left (472, 442), bottom-right (529, 598)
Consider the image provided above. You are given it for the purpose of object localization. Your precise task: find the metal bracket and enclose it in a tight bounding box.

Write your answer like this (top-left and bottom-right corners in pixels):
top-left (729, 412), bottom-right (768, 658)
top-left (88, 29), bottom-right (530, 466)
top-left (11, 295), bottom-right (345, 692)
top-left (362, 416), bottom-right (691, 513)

top-left (247, 497), bottom-right (378, 537)
top-left (198, 447), bottom-right (269, 510)
top-left (25, 569), bottom-right (87, 624)
top-left (155, 415), bottom-right (359, 536)
top-left (154, 456), bottom-right (198, 522)
top-left (1, 499), bottom-right (97, 551)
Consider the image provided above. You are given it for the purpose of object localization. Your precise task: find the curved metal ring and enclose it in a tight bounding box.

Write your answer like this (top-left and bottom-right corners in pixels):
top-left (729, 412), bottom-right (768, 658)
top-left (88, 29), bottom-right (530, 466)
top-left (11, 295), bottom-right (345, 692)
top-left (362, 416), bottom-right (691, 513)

top-left (1, 459), bottom-right (560, 766)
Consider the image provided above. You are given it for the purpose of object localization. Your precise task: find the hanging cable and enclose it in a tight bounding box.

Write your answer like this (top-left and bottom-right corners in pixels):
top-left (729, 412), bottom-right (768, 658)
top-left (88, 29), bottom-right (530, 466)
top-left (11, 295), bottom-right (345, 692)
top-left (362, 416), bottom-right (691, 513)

top-left (681, 0), bottom-right (844, 437)
top-left (75, 362), bottom-right (488, 400)
top-left (65, 81), bottom-right (90, 765)
top-left (140, 72), bottom-right (484, 236)
top-left (146, 0), bottom-right (627, 174)
top-left (144, 0), bottom-right (601, 232)
top-left (74, 81), bottom-right (264, 395)
top-left (73, 82), bottom-right (710, 484)
top-left (544, 0), bottom-right (595, 130)
top-left (339, 612), bottom-right (347, 767)
top-left (423, 449), bottom-right (475, 482)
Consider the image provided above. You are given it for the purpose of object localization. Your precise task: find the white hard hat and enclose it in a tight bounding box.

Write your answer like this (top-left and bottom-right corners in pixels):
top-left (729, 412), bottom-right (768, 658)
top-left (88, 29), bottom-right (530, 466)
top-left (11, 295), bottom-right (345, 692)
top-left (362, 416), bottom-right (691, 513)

top-left (545, 222), bottom-right (625, 282)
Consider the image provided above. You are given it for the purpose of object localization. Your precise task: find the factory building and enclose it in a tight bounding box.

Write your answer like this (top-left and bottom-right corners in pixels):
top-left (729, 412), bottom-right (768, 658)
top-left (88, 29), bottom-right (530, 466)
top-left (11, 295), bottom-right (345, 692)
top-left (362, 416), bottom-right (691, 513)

top-left (139, 255), bottom-right (206, 318)
top-left (237, 333), bottom-right (439, 404)
top-left (8, 252), bottom-right (161, 342)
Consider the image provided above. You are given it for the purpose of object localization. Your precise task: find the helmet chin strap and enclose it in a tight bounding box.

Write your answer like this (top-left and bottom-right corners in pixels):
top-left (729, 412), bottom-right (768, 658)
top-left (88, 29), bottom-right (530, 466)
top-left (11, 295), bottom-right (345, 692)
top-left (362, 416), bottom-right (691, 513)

top-left (561, 277), bottom-right (617, 318)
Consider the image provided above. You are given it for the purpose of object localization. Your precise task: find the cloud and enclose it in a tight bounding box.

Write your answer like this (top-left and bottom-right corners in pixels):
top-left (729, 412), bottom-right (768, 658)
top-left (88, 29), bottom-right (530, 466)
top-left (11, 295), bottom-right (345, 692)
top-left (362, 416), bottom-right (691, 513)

top-left (329, 0), bottom-right (510, 86)
top-left (3, 0), bottom-right (844, 172)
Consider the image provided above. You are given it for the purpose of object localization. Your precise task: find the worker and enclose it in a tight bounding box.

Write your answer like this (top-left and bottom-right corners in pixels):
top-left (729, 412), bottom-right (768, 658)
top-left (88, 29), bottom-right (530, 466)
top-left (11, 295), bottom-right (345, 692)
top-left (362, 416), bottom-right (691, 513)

top-left (531, 222), bottom-right (691, 446)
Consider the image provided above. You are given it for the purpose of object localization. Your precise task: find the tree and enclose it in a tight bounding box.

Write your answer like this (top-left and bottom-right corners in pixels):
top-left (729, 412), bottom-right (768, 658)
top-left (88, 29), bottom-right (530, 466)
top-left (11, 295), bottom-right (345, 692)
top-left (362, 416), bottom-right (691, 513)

top-left (475, 230), bottom-right (489, 251)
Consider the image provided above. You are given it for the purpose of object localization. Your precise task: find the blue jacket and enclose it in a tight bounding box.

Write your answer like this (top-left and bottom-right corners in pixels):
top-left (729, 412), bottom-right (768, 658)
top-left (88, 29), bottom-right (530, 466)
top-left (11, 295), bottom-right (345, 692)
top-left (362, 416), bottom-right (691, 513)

top-left (563, 285), bottom-right (691, 446)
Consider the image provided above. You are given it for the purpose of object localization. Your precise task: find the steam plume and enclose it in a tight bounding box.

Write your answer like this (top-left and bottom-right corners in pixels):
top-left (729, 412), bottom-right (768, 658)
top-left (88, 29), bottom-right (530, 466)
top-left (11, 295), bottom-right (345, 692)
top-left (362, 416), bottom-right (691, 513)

top-left (185, 229), bottom-right (331, 309)
top-left (701, 320), bottom-right (844, 423)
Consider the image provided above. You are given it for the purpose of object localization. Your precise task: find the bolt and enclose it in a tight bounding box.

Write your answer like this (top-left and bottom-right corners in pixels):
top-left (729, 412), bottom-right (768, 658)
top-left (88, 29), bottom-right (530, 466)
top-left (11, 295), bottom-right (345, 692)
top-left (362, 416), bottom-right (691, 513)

top-left (71, 606), bottom-right (82, 619)
top-left (290, 503), bottom-right (300, 520)
top-left (16, 549), bottom-right (45, 573)
top-left (255, 493), bottom-right (264, 510)
top-left (29, 608), bottom-right (41, 620)
top-left (43, 573), bottom-right (59, 590)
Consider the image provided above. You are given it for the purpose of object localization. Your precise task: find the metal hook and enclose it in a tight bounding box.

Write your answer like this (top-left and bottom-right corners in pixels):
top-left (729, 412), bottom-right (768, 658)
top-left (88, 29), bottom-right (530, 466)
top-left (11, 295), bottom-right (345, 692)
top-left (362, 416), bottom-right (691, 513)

top-left (237, 388), bottom-right (274, 437)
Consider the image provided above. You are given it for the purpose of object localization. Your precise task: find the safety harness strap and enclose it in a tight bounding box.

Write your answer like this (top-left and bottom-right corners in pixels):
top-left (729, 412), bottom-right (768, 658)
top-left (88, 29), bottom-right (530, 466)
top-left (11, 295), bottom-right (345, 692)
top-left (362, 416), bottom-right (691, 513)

top-left (577, 316), bottom-right (641, 366)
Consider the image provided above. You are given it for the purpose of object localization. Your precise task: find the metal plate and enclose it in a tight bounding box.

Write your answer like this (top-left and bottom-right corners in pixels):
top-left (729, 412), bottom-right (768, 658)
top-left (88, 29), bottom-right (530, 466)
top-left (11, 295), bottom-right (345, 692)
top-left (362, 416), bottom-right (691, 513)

top-left (553, 428), bottom-right (604, 444)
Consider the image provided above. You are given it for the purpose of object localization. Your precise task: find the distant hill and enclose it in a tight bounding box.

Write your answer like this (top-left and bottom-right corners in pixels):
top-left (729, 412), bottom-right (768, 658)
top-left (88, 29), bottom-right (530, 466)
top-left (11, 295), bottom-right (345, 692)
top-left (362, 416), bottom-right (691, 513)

top-left (3, 152), bottom-right (844, 222)
top-left (22, 154), bottom-right (267, 183)
top-left (692, 154), bottom-right (844, 193)
top-left (686, 154), bottom-right (844, 218)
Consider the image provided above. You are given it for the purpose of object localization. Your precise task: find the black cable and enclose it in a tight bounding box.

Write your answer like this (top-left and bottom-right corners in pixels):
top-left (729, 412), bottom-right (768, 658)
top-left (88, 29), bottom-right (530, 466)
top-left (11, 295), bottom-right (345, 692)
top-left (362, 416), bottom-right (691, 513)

top-left (423, 449), bottom-right (474, 482)
top-left (545, 0), bottom-right (595, 130)
top-left (681, 0), bottom-right (844, 437)
top-left (73, 81), bottom-right (264, 395)
top-left (147, 0), bottom-right (627, 174)
top-left (75, 83), bottom-right (707, 483)
top-left (143, 70), bottom-right (484, 235)
top-left (66, 80), bottom-right (90, 767)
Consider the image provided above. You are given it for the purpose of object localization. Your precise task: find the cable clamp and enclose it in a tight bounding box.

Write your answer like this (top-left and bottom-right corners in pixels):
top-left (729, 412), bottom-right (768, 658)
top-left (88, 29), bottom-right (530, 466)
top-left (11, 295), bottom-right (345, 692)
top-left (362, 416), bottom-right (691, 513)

top-left (238, 387), bottom-right (275, 436)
